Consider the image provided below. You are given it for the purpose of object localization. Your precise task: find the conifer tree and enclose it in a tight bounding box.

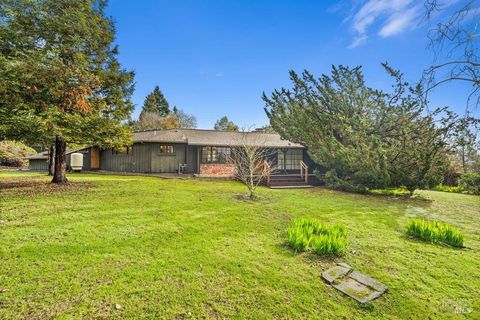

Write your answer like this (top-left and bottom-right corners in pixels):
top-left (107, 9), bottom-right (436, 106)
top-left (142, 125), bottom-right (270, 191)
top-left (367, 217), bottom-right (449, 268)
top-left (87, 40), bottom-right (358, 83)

top-left (0, 0), bottom-right (135, 183)
top-left (139, 86), bottom-right (170, 119)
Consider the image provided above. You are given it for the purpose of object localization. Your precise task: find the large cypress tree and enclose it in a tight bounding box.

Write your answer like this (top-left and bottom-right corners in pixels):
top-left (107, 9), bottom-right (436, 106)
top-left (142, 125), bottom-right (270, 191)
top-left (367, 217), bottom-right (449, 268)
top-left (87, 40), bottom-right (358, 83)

top-left (0, 0), bottom-right (135, 183)
top-left (139, 85), bottom-right (170, 118)
top-left (263, 65), bottom-right (458, 194)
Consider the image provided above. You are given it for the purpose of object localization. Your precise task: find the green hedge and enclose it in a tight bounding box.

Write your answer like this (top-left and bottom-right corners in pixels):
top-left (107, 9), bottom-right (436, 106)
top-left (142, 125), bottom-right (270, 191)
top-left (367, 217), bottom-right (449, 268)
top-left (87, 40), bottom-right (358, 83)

top-left (459, 173), bottom-right (480, 195)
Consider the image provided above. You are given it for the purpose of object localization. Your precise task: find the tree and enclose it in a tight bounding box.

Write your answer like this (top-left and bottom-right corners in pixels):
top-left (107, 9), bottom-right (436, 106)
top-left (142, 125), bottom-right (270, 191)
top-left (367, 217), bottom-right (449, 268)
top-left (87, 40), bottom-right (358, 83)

top-left (227, 131), bottom-right (274, 199)
top-left (449, 115), bottom-right (480, 173)
top-left (214, 116), bottom-right (239, 131)
top-left (134, 109), bottom-right (197, 131)
top-left (0, 0), bottom-right (135, 183)
top-left (264, 66), bottom-right (391, 191)
top-left (422, 0), bottom-right (479, 109)
top-left (139, 85), bottom-right (170, 119)
top-left (174, 107), bottom-right (197, 129)
top-left (263, 65), bottom-right (459, 194)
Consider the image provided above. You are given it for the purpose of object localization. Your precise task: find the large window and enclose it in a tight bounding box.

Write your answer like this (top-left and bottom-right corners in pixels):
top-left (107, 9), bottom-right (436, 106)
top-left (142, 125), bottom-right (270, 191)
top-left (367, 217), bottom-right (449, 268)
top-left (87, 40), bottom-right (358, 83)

top-left (159, 145), bottom-right (174, 154)
top-left (201, 146), bottom-right (230, 163)
top-left (277, 149), bottom-right (303, 170)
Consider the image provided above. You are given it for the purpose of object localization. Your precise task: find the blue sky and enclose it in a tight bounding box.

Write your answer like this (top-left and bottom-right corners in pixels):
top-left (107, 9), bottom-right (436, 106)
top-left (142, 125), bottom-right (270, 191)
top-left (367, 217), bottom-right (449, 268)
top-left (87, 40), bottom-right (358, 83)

top-left (107, 0), bottom-right (471, 128)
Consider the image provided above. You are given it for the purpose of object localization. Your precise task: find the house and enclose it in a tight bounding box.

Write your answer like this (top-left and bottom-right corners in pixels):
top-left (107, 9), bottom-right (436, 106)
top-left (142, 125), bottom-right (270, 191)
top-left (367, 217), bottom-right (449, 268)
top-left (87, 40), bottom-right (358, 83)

top-left (26, 146), bottom-right (100, 171)
top-left (26, 129), bottom-right (317, 185)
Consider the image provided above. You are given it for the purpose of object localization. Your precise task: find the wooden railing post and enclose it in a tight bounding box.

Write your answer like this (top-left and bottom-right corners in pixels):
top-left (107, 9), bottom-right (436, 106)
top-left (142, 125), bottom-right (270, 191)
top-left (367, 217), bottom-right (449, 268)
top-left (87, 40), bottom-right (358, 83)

top-left (300, 161), bottom-right (308, 184)
top-left (264, 160), bottom-right (271, 185)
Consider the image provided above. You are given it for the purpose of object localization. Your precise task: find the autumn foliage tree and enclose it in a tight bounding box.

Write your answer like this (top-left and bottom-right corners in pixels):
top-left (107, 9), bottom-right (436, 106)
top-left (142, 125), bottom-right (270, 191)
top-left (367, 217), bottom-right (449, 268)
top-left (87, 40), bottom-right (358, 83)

top-left (0, 0), bottom-right (135, 183)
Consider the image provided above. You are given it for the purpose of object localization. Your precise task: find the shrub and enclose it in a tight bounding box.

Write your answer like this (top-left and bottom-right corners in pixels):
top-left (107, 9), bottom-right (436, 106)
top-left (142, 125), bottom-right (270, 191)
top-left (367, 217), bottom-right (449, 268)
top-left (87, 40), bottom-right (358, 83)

top-left (286, 218), bottom-right (347, 256)
top-left (459, 173), bottom-right (480, 195)
top-left (0, 140), bottom-right (36, 167)
top-left (431, 184), bottom-right (464, 193)
top-left (406, 219), bottom-right (464, 248)
top-left (324, 170), bottom-right (368, 194)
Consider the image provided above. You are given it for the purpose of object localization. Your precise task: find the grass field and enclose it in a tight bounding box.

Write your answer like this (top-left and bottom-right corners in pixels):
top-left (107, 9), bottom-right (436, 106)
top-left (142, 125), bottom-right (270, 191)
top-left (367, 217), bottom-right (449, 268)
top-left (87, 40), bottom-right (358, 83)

top-left (0, 171), bottom-right (479, 319)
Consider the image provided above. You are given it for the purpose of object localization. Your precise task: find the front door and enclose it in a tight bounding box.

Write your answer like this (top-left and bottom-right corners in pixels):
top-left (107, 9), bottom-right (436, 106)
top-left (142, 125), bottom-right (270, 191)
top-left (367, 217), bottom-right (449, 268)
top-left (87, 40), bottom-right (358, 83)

top-left (90, 147), bottom-right (100, 170)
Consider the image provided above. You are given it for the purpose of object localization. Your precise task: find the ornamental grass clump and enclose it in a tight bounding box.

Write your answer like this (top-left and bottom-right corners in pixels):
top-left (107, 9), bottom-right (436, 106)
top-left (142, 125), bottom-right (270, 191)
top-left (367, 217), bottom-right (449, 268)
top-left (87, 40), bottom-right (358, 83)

top-left (406, 219), bottom-right (464, 248)
top-left (286, 218), bottom-right (347, 256)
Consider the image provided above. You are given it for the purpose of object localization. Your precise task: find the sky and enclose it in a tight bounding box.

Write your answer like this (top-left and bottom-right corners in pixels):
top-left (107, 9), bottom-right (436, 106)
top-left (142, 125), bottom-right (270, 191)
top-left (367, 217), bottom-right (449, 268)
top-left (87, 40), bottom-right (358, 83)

top-left (106, 0), bottom-right (474, 129)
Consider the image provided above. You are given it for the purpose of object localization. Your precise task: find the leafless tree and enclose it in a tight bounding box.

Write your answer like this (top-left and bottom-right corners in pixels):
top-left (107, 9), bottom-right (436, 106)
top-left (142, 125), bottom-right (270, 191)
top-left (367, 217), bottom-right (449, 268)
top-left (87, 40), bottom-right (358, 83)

top-left (227, 130), bottom-right (275, 199)
top-left (422, 0), bottom-right (479, 110)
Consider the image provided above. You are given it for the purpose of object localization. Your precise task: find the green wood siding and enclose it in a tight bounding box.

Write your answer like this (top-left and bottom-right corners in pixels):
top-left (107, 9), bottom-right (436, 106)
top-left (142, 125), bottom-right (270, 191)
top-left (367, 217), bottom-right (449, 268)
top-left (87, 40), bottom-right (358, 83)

top-left (28, 159), bottom-right (48, 171)
top-left (100, 143), bottom-right (190, 173)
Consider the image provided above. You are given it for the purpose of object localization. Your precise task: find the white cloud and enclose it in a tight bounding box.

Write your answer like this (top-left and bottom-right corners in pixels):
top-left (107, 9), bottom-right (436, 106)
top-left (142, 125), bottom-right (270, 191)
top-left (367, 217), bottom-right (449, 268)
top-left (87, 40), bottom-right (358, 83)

top-left (348, 34), bottom-right (368, 48)
top-left (348, 0), bottom-right (420, 47)
top-left (378, 5), bottom-right (422, 37)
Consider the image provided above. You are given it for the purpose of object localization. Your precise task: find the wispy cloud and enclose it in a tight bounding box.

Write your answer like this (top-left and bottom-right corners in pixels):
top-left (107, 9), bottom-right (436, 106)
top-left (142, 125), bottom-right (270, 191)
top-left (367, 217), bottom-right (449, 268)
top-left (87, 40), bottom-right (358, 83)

top-left (348, 0), bottom-right (422, 48)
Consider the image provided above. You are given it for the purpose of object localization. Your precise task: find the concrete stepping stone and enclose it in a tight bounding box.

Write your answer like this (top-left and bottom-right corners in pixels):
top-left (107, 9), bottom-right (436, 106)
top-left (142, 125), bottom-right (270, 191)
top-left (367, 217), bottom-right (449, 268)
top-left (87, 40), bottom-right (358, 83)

top-left (321, 263), bottom-right (388, 303)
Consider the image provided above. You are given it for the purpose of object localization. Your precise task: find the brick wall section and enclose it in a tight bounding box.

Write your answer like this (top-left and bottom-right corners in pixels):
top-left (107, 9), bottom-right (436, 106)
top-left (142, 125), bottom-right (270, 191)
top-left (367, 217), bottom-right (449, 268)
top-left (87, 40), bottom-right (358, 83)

top-left (199, 163), bottom-right (235, 176)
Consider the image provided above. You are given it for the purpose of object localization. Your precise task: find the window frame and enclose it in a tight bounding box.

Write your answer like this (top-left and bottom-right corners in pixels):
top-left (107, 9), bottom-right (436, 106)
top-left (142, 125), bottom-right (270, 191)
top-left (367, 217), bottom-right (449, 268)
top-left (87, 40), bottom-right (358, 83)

top-left (201, 146), bottom-right (231, 163)
top-left (159, 144), bottom-right (175, 155)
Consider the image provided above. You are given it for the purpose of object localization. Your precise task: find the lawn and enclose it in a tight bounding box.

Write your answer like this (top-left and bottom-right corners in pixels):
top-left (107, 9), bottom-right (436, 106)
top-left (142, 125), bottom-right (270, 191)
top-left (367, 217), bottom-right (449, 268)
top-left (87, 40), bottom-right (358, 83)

top-left (0, 171), bottom-right (479, 319)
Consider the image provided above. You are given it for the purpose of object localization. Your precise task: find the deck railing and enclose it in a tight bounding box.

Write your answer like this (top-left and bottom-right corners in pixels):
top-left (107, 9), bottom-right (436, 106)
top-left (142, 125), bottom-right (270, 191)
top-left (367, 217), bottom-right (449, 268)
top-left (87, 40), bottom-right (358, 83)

top-left (300, 161), bottom-right (308, 183)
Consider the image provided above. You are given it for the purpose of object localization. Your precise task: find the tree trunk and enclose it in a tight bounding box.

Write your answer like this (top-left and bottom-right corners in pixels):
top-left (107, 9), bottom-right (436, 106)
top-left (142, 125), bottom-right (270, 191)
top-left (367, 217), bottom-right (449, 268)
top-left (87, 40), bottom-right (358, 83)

top-left (51, 136), bottom-right (68, 184)
top-left (48, 143), bottom-right (55, 176)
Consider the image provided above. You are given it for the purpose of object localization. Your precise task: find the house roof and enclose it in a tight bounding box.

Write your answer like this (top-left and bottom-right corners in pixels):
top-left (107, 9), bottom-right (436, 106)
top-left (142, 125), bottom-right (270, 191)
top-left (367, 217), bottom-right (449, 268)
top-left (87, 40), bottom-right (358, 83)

top-left (133, 129), bottom-right (305, 148)
top-left (25, 147), bottom-right (89, 160)
top-left (26, 130), bottom-right (304, 161)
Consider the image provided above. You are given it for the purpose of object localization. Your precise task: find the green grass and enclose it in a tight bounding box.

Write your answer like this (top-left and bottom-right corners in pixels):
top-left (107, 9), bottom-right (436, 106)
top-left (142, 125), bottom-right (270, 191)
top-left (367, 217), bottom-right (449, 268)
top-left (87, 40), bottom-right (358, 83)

top-left (1, 171), bottom-right (479, 319)
top-left (406, 219), bottom-right (464, 248)
top-left (286, 218), bottom-right (347, 255)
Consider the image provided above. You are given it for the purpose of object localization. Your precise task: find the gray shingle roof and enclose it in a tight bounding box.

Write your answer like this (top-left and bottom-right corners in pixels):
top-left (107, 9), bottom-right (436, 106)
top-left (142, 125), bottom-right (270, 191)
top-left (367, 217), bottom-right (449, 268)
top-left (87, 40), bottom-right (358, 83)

top-left (133, 129), bottom-right (304, 148)
top-left (25, 147), bottom-right (89, 160)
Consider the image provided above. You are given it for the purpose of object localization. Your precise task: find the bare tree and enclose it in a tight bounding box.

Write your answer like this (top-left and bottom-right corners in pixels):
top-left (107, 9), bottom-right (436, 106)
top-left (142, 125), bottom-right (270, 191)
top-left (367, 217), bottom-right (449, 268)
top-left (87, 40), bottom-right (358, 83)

top-left (227, 131), bottom-right (275, 199)
top-left (423, 0), bottom-right (480, 109)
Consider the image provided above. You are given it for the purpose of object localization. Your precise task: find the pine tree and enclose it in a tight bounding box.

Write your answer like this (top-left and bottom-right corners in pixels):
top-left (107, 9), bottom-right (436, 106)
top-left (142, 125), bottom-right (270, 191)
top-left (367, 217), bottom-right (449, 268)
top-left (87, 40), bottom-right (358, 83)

top-left (139, 86), bottom-right (170, 118)
top-left (214, 116), bottom-right (239, 131)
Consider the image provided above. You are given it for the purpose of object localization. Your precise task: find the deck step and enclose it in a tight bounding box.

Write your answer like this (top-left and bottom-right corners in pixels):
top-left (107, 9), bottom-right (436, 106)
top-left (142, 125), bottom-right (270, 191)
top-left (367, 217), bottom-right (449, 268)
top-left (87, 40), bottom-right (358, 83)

top-left (269, 181), bottom-right (308, 186)
top-left (269, 185), bottom-right (313, 189)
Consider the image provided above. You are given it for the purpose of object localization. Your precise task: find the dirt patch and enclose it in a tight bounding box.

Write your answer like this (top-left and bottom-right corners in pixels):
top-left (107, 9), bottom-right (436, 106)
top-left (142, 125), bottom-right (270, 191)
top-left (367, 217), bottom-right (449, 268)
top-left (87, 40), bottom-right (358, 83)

top-left (0, 177), bottom-right (92, 197)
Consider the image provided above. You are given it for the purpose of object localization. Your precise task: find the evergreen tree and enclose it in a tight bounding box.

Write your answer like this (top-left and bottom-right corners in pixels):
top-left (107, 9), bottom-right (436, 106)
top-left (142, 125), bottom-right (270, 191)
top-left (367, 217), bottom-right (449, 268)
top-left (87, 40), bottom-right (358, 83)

top-left (263, 65), bottom-right (458, 194)
top-left (139, 85), bottom-right (170, 119)
top-left (0, 0), bottom-right (135, 183)
top-left (214, 116), bottom-right (239, 131)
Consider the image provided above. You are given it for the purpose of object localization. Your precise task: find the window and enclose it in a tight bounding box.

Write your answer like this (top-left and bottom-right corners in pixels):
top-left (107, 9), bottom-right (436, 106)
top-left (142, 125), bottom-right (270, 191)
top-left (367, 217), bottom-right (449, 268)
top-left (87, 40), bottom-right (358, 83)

top-left (277, 149), bottom-right (302, 170)
top-left (201, 146), bottom-right (230, 163)
top-left (160, 145), bottom-right (174, 154)
top-left (112, 146), bottom-right (132, 155)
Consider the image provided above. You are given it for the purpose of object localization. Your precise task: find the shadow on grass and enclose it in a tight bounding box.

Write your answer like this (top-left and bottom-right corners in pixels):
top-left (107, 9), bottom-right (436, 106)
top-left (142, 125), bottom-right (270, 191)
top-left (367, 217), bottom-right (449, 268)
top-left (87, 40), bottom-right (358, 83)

top-left (276, 241), bottom-right (343, 267)
top-left (0, 176), bottom-right (92, 196)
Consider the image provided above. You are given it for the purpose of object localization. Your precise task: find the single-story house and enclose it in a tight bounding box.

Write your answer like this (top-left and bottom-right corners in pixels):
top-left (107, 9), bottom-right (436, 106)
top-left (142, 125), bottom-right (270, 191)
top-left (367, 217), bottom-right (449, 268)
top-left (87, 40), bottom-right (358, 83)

top-left (26, 129), bottom-right (317, 185)
top-left (27, 146), bottom-right (100, 171)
